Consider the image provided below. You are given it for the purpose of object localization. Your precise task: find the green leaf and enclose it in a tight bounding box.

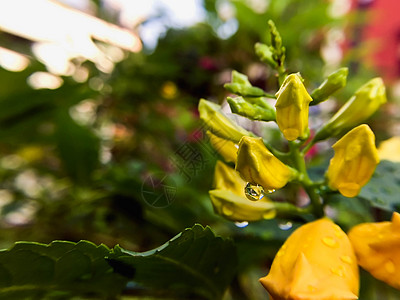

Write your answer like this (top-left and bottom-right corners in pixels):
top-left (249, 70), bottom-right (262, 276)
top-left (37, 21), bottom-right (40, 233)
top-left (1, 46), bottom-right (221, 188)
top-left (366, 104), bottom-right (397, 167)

top-left (108, 224), bottom-right (237, 300)
top-left (358, 160), bottom-right (400, 211)
top-left (0, 240), bottom-right (128, 299)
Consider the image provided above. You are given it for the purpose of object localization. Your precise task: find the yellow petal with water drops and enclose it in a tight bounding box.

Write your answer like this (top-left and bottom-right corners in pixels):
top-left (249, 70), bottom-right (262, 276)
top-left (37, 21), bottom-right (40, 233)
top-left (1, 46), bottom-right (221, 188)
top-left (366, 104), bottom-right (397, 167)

top-left (209, 189), bottom-right (276, 222)
top-left (275, 73), bottom-right (313, 141)
top-left (326, 124), bottom-right (379, 198)
top-left (198, 99), bottom-right (250, 143)
top-left (210, 161), bottom-right (275, 221)
top-left (377, 136), bottom-right (400, 162)
top-left (207, 131), bottom-right (237, 164)
top-left (348, 212), bottom-right (400, 290)
top-left (235, 136), bottom-right (295, 191)
top-left (260, 218), bottom-right (359, 300)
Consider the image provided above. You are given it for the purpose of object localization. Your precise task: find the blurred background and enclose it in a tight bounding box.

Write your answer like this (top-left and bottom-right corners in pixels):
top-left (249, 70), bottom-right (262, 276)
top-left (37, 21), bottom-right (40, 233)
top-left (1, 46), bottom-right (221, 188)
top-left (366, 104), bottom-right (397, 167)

top-left (0, 0), bottom-right (400, 298)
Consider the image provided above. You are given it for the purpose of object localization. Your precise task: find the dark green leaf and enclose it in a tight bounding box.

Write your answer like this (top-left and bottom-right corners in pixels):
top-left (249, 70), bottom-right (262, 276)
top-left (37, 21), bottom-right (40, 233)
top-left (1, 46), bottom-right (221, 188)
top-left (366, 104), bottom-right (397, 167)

top-left (0, 240), bottom-right (127, 299)
top-left (108, 224), bottom-right (237, 300)
top-left (358, 160), bottom-right (400, 211)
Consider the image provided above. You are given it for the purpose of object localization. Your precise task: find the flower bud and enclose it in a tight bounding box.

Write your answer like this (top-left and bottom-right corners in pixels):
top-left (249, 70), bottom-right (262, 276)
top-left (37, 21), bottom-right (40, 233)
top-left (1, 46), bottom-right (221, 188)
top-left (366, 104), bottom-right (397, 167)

top-left (227, 96), bottom-right (276, 122)
top-left (210, 161), bottom-right (276, 221)
top-left (311, 67), bottom-right (348, 105)
top-left (224, 71), bottom-right (266, 97)
top-left (235, 136), bottom-right (295, 191)
top-left (275, 73), bottom-right (313, 141)
top-left (377, 136), bottom-right (400, 162)
top-left (260, 218), bottom-right (359, 300)
top-left (207, 131), bottom-right (237, 164)
top-left (255, 42), bottom-right (277, 68)
top-left (314, 78), bottom-right (386, 141)
top-left (198, 99), bottom-right (250, 143)
top-left (348, 212), bottom-right (400, 290)
top-left (326, 124), bottom-right (379, 198)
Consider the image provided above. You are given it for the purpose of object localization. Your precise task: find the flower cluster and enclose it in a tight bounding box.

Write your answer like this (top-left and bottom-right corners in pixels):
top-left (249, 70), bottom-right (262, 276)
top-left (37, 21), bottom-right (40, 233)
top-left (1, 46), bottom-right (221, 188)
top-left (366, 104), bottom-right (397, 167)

top-left (198, 21), bottom-right (396, 299)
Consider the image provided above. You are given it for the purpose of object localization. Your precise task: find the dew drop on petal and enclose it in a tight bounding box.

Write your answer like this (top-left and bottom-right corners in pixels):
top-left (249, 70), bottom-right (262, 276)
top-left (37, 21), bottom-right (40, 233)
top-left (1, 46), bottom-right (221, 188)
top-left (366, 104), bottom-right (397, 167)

top-left (385, 260), bottom-right (396, 274)
top-left (322, 236), bottom-right (338, 248)
top-left (330, 266), bottom-right (344, 277)
top-left (245, 182), bottom-right (264, 201)
top-left (340, 255), bottom-right (353, 264)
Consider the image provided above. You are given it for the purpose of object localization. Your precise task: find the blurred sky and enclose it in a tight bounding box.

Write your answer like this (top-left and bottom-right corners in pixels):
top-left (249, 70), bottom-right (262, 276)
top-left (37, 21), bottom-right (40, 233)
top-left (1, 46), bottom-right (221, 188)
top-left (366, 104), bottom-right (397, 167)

top-left (63, 0), bottom-right (206, 49)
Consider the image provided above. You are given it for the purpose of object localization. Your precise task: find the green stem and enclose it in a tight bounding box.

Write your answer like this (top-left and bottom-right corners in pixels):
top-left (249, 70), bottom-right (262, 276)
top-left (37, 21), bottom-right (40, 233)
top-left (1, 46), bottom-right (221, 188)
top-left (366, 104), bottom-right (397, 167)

top-left (301, 137), bottom-right (316, 155)
top-left (289, 142), bottom-right (324, 218)
top-left (263, 92), bottom-right (277, 99)
top-left (277, 65), bottom-right (287, 86)
top-left (274, 202), bottom-right (312, 220)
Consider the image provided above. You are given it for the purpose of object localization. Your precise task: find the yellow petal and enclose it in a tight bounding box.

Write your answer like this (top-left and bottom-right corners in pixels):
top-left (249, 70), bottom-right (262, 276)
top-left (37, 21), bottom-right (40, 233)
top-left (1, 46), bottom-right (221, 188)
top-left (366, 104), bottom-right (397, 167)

top-left (209, 189), bottom-right (275, 222)
top-left (207, 131), bottom-right (237, 164)
top-left (213, 160), bottom-right (246, 196)
top-left (348, 212), bottom-right (400, 290)
top-left (198, 99), bottom-right (250, 143)
top-left (377, 136), bottom-right (400, 162)
top-left (326, 124), bottom-right (379, 197)
top-left (260, 218), bottom-right (359, 300)
top-left (235, 136), bottom-right (294, 190)
top-left (275, 73), bottom-right (313, 141)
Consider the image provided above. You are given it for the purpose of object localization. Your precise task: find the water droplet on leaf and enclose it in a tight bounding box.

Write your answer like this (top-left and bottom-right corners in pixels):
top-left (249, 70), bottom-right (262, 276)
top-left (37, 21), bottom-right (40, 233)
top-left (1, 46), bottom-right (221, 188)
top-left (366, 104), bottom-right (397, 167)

top-left (278, 221), bottom-right (293, 230)
top-left (234, 221), bottom-right (249, 228)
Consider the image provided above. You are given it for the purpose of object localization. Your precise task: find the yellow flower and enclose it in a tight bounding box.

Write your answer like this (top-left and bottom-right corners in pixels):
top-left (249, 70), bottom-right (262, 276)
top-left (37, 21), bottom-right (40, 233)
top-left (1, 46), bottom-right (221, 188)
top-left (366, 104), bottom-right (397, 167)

top-left (209, 161), bottom-right (276, 221)
top-left (326, 124), bottom-right (379, 198)
top-left (207, 131), bottom-right (237, 164)
top-left (260, 218), bottom-right (359, 300)
top-left (275, 73), bottom-right (313, 141)
top-left (348, 212), bottom-right (400, 290)
top-left (235, 136), bottom-right (295, 191)
top-left (314, 78), bottom-right (386, 141)
top-left (198, 99), bottom-right (250, 143)
top-left (377, 136), bottom-right (400, 162)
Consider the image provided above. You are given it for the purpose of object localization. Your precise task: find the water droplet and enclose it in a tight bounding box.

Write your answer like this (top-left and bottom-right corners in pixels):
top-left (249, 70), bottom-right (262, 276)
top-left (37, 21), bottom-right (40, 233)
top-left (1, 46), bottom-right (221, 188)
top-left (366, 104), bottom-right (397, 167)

top-left (330, 266), bottom-right (344, 277)
top-left (322, 236), bottom-right (338, 248)
top-left (222, 205), bottom-right (234, 216)
top-left (245, 182), bottom-right (264, 201)
top-left (276, 249), bottom-right (285, 257)
top-left (307, 285), bottom-right (316, 292)
top-left (278, 221), bottom-right (293, 230)
top-left (266, 189), bottom-right (275, 194)
top-left (334, 226), bottom-right (344, 238)
top-left (234, 221), bottom-right (249, 228)
top-left (340, 255), bottom-right (352, 264)
top-left (385, 260), bottom-right (395, 274)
